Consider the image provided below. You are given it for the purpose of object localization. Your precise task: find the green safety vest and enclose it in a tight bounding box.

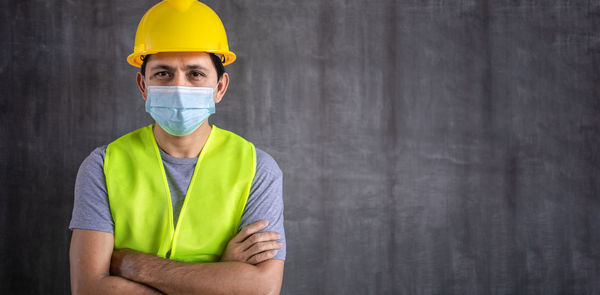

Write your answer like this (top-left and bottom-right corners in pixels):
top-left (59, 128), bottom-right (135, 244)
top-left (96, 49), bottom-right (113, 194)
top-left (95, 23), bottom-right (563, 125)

top-left (104, 124), bottom-right (256, 262)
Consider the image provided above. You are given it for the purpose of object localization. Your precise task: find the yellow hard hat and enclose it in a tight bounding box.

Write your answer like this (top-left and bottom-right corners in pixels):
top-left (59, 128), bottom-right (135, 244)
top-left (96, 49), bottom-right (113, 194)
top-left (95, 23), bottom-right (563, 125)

top-left (127, 0), bottom-right (236, 67)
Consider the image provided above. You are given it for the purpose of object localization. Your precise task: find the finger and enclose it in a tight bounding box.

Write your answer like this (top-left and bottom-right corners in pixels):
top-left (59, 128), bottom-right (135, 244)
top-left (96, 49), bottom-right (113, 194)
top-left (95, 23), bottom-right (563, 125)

top-left (230, 220), bottom-right (269, 243)
top-left (245, 241), bottom-right (283, 257)
top-left (247, 250), bottom-right (278, 265)
top-left (240, 231), bottom-right (282, 250)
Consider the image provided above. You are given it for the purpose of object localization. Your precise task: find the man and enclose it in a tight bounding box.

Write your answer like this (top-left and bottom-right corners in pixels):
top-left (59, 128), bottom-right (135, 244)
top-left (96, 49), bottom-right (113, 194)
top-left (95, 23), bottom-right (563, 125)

top-left (68, 1), bottom-right (286, 294)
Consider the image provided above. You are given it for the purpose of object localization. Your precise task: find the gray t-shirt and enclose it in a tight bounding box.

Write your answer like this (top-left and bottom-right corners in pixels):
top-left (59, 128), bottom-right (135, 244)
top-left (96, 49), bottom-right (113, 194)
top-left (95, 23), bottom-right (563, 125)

top-left (69, 139), bottom-right (286, 261)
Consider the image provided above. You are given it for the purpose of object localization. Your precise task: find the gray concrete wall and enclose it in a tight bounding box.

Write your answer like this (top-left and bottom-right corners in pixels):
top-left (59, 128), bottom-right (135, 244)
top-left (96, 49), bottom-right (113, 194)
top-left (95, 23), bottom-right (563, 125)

top-left (1, 0), bottom-right (599, 294)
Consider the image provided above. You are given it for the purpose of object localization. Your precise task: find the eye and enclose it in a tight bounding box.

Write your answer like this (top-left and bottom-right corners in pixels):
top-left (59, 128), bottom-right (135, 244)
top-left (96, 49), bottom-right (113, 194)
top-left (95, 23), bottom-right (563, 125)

top-left (154, 71), bottom-right (170, 78)
top-left (190, 71), bottom-right (206, 79)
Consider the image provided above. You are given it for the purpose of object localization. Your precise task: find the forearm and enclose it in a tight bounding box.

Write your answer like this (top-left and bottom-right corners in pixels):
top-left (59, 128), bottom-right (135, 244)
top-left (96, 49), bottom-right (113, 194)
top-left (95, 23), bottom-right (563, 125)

top-left (118, 252), bottom-right (281, 295)
top-left (73, 274), bottom-right (163, 295)
top-left (69, 229), bottom-right (164, 295)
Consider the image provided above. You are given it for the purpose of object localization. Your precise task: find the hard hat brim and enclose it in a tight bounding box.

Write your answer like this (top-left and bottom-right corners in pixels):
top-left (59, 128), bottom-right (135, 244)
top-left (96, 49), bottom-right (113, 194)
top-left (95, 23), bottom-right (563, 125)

top-left (127, 49), bottom-right (236, 68)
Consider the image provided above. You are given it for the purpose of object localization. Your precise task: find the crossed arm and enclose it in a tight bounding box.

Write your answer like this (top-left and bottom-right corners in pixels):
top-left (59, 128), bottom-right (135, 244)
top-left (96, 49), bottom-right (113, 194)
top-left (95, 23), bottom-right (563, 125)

top-left (70, 221), bottom-right (284, 295)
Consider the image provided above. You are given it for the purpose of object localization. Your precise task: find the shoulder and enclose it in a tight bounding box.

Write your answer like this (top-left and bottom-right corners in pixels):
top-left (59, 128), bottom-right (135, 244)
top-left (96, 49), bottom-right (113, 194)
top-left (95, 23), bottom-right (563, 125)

top-left (75, 145), bottom-right (108, 195)
top-left (79, 145), bottom-right (108, 174)
top-left (255, 147), bottom-right (282, 179)
top-left (70, 144), bottom-right (114, 233)
top-left (246, 147), bottom-right (283, 210)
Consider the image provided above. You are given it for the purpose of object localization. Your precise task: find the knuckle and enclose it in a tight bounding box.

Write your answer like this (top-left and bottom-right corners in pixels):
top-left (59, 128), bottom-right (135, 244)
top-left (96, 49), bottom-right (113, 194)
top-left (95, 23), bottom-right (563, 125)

top-left (250, 254), bottom-right (265, 265)
top-left (249, 223), bottom-right (261, 230)
top-left (253, 256), bottom-right (264, 264)
top-left (247, 225), bottom-right (257, 233)
top-left (248, 243), bottom-right (260, 254)
top-left (260, 232), bottom-right (276, 241)
top-left (257, 243), bottom-right (268, 252)
top-left (260, 250), bottom-right (275, 259)
top-left (248, 257), bottom-right (258, 264)
top-left (265, 232), bottom-right (279, 241)
top-left (253, 233), bottom-right (266, 243)
top-left (261, 251), bottom-right (275, 261)
top-left (249, 234), bottom-right (259, 244)
top-left (234, 250), bottom-right (245, 259)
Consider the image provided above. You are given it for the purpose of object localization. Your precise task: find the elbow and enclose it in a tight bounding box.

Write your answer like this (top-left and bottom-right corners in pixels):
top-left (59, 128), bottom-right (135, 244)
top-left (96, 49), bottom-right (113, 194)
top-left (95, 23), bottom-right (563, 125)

top-left (257, 280), bottom-right (280, 295)
top-left (70, 280), bottom-right (91, 295)
top-left (252, 263), bottom-right (283, 295)
top-left (243, 273), bottom-right (280, 295)
top-left (70, 275), bottom-right (87, 295)
top-left (71, 274), bottom-right (111, 295)
top-left (249, 282), bottom-right (280, 295)
top-left (264, 286), bottom-right (281, 295)
top-left (70, 279), bottom-right (96, 295)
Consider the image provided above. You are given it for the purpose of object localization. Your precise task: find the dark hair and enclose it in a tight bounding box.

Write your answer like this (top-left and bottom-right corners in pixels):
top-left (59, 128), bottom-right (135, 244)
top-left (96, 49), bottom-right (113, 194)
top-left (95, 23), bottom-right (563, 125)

top-left (140, 53), bottom-right (225, 81)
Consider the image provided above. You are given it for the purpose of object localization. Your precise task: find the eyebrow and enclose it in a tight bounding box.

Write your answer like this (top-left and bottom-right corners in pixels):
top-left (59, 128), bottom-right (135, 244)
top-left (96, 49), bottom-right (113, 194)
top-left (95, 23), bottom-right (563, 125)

top-left (149, 65), bottom-right (173, 72)
top-left (184, 64), bottom-right (210, 71)
top-left (149, 64), bottom-right (210, 72)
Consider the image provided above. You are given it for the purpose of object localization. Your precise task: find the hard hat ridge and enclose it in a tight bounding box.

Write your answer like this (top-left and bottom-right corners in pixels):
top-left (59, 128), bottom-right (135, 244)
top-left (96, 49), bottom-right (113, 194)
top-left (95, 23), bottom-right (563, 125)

top-left (165, 0), bottom-right (196, 11)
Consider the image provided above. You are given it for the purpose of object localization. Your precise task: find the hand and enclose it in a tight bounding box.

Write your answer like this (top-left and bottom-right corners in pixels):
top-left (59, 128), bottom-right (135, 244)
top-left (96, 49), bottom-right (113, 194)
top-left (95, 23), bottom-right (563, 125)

top-left (220, 220), bottom-right (283, 265)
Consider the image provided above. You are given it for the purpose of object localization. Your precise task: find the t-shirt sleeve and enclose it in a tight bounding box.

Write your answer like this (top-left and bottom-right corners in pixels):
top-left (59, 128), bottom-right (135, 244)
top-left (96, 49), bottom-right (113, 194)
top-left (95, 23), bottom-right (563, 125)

top-left (68, 145), bottom-right (115, 234)
top-left (238, 148), bottom-right (286, 261)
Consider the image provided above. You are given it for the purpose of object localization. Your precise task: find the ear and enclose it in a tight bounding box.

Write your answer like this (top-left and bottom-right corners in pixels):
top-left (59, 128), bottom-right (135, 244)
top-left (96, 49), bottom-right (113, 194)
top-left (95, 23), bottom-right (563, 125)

top-left (136, 72), bottom-right (148, 101)
top-left (214, 72), bottom-right (229, 104)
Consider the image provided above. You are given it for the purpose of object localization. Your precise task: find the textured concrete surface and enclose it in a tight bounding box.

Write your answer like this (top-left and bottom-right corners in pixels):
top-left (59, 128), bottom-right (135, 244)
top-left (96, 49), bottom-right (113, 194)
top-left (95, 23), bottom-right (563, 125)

top-left (1, 0), bottom-right (599, 294)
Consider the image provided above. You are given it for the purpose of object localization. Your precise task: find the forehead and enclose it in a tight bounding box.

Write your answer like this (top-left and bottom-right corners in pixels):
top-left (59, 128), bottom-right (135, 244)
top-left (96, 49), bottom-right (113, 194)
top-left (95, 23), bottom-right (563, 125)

top-left (146, 52), bottom-right (213, 69)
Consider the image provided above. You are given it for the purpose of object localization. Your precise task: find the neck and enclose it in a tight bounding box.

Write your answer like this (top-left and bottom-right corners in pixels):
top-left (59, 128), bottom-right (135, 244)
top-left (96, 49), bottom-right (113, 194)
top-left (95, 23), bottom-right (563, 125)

top-left (152, 121), bottom-right (212, 158)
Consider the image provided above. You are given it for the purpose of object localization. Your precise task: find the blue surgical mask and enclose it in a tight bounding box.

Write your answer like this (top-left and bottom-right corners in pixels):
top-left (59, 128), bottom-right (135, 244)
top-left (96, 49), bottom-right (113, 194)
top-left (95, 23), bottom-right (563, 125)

top-left (145, 85), bottom-right (216, 136)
